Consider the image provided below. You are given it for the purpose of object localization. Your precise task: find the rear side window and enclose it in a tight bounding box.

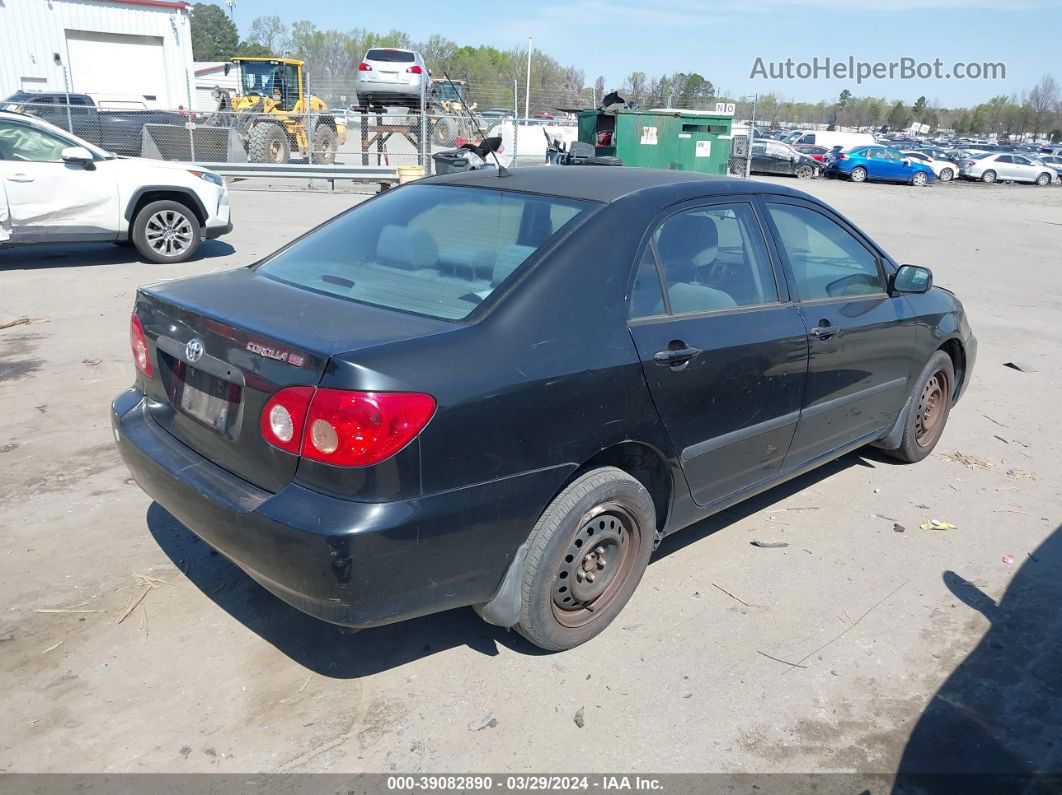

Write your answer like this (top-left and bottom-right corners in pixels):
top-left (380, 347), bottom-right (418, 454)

top-left (767, 204), bottom-right (885, 300)
top-left (366, 49), bottom-right (415, 63)
top-left (256, 185), bottom-right (594, 321)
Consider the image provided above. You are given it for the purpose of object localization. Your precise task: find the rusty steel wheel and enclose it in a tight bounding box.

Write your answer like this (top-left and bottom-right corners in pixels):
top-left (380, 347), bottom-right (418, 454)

top-left (915, 370), bottom-right (950, 447)
top-left (516, 467), bottom-right (656, 651)
top-left (551, 504), bottom-right (641, 628)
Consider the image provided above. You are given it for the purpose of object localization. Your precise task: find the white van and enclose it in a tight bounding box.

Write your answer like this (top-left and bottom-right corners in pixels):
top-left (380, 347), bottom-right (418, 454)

top-left (787, 130), bottom-right (877, 149)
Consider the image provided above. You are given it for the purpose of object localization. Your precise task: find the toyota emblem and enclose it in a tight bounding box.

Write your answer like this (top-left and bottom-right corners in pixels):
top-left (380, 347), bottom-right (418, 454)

top-left (185, 338), bottom-right (204, 363)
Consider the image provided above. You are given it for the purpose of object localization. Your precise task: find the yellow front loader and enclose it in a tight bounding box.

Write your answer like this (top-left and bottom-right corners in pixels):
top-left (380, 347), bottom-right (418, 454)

top-left (216, 58), bottom-right (346, 164)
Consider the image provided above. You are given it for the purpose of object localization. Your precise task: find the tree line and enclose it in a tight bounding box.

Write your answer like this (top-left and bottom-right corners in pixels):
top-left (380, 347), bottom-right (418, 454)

top-left (190, 3), bottom-right (1062, 139)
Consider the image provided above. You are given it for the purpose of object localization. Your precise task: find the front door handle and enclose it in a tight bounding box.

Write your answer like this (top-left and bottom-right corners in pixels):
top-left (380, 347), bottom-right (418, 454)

top-left (6, 174), bottom-right (34, 183)
top-left (654, 346), bottom-right (700, 365)
top-left (809, 324), bottom-right (840, 340)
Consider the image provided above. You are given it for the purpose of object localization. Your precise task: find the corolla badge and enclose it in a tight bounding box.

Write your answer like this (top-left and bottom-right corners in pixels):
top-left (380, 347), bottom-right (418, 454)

top-left (185, 338), bottom-right (205, 363)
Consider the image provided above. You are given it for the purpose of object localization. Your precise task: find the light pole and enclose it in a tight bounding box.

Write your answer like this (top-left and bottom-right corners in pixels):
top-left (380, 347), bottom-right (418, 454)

top-left (524, 37), bottom-right (532, 120)
top-left (744, 93), bottom-right (758, 179)
top-left (53, 53), bottom-right (73, 134)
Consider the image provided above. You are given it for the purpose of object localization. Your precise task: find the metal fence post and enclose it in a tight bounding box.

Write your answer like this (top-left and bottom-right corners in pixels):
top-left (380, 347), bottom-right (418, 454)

top-left (419, 76), bottom-right (428, 172)
top-left (744, 94), bottom-right (757, 179)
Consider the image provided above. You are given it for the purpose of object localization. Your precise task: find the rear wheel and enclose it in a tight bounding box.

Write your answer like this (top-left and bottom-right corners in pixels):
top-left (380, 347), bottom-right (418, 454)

top-left (433, 117), bottom-right (456, 147)
top-left (850, 166), bottom-right (867, 182)
top-left (247, 123), bottom-right (289, 164)
top-left (938, 167), bottom-right (954, 182)
top-left (516, 467), bottom-right (656, 651)
top-left (131, 200), bottom-right (201, 264)
top-left (878, 351), bottom-right (954, 463)
top-left (981, 169), bottom-right (997, 184)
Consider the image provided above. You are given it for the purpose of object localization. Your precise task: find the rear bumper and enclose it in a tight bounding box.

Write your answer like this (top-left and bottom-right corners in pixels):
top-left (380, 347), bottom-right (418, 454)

top-left (112, 389), bottom-right (571, 627)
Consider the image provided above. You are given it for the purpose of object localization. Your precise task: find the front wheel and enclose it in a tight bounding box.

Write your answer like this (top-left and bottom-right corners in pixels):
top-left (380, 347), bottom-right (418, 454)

top-left (131, 200), bottom-right (201, 264)
top-left (1036, 172), bottom-right (1052, 186)
top-left (795, 164), bottom-right (814, 179)
top-left (981, 169), bottom-right (997, 184)
top-left (878, 351), bottom-right (955, 463)
top-left (310, 125), bottom-right (338, 164)
top-left (938, 167), bottom-right (954, 182)
top-left (516, 467), bottom-right (656, 651)
top-left (850, 166), bottom-right (867, 183)
top-left (912, 171), bottom-right (929, 186)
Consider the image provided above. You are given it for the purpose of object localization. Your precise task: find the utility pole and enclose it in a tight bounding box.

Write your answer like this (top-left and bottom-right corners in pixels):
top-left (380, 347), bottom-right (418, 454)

top-left (524, 37), bottom-right (532, 120)
top-left (513, 77), bottom-right (519, 168)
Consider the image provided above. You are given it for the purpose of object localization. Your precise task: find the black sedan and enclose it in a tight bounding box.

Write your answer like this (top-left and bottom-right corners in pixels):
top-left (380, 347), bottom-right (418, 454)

top-left (731, 139), bottom-right (820, 179)
top-left (113, 167), bottom-right (976, 651)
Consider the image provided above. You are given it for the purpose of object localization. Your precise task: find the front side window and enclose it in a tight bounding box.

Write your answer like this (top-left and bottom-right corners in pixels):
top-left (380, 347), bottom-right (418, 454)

top-left (0, 121), bottom-right (70, 162)
top-left (767, 204), bottom-right (886, 300)
top-left (257, 185), bottom-right (594, 321)
top-left (641, 203), bottom-right (778, 316)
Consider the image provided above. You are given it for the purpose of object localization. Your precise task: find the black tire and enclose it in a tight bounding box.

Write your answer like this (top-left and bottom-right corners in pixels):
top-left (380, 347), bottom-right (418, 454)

top-left (1036, 172), bottom-right (1051, 186)
top-left (131, 200), bottom-right (201, 264)
top-left (981, 169), bottom-right (996, 184)
top-left (247, 123), bottom-right (289, 164)
top-left (795, 164), bottom-right (814, 179)
top-left (310, 124), bottom-right (338, 164)
top-left (878, 350), bottom-right (955, 463)
top-left (850, 166), bottom-right (868, 183)
top-left (516, 467), bottom-right (656, 651)
top-left (939, 167), bottom-right (954, 182)
top-left (433, 117), bottom-right (456, 147)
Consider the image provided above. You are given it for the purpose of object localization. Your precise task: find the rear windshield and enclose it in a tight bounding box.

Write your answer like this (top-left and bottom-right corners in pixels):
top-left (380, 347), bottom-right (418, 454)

top-left (366, 49), bottom-right (415, 63)
top-left (256, 185), bottom-right (595, 320)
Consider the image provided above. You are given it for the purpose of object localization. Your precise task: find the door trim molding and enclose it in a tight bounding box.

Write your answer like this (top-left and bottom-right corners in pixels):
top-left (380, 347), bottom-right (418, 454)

top-left (681, 410), bottom-right (800, 463)
top-left (801, 376), bottom-right (907, 421)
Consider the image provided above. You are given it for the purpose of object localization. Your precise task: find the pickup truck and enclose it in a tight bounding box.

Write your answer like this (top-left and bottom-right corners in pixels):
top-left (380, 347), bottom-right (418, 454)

top-left (0, 92), bottom-right (186, 157)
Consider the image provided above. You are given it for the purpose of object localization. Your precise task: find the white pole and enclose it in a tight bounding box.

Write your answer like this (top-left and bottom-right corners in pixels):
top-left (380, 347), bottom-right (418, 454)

top-left (513, 77), bottom-right (519, 167)
top-left (524, 37), bottom-right (532, 120)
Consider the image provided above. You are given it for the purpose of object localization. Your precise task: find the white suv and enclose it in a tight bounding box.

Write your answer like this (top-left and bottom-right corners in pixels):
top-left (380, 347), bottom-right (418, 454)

top-left (0, 109), bottom-right (231, 263)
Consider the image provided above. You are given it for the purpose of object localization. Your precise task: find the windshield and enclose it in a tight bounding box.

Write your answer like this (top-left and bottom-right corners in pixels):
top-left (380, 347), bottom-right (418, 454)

top-left (433, 82), bottom-right (462, 102)
top-left (256, 185), bottom-right (596, 321)
top-left (239, 62), bottom-right (277, 95)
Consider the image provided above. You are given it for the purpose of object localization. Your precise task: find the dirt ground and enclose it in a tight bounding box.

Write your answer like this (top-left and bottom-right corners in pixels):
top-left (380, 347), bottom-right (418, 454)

top-left (0, 176), bottom-right (1059, 776)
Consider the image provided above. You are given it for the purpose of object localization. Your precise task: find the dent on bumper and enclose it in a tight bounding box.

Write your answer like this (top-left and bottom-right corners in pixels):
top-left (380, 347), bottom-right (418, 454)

top-left (111, 390), bottom-right (572, 627)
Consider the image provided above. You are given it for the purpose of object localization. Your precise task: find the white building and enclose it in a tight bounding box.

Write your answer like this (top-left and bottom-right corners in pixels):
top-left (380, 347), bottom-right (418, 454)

top-left (0, 0), bottom-right (195, 109)
top-left (192, 61), bottom-right (239, 112)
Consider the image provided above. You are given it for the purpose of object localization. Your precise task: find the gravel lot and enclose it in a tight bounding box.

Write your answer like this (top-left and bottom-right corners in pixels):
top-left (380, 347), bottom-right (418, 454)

top-left (1, 176), bottom-right (1059, 776)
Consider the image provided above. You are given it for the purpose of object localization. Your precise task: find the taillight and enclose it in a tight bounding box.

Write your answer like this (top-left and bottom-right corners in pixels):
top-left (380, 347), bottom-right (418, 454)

top-left (965, 161), bottom-right (976, 166)
top-left (130, 313), bottom-right (153, 379)
top-left (836, 153), bottom-right (848, 160)
top-left (260, 387), bottom-right (314, 454)
top-left (407, 65), bottom-right (423, 74)
top-left (260, 388), bottom-right (436, 467)
top-left (358, 62), bottom-right (372, 72)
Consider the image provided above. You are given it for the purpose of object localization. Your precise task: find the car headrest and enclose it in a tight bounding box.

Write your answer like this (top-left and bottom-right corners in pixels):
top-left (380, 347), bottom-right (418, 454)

top-left (657, 215), bottom-right (718, 282)
top-left (376, 225), bottom-right (438, 270)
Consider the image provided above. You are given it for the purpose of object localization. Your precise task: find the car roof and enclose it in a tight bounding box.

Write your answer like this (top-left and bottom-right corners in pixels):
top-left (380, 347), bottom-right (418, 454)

top-left (425, 166), bottom-right (808, 203)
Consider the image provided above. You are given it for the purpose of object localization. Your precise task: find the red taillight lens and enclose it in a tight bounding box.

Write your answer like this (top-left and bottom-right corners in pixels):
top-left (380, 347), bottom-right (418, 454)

top-left (259, 388), bottom-right (435, 466)
top-left (836, 153), bottom-right (848, 160)
top-left (260, 386), bottom-right (314, 454)
top-left (358, 62), bottom-right (372, 72)
top-left (965, 161), bottom-right (975, 166)
top-left (130, 313), bottom-right (153, 379)
top-left (407, 65), bottom-right (423, 74)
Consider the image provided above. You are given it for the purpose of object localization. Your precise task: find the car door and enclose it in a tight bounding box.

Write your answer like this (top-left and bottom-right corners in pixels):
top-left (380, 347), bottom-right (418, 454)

top-left (627, 198), bottom-right (809, 507)
top-left (762, 198), bottom-right (916, 467)
top-left (0, 175), bottom-right (10, 242)
top-left (862, 149), bottom-right (890, 180)
top-left (0, 119), bottom-right (119, 243)
top-left (1009, 155), bottom-right (1036, 182)
top-left (992, 155), bottom-right (1014, 179)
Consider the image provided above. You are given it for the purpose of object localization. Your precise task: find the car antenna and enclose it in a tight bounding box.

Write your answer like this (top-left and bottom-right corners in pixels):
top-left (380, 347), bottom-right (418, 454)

top-left (442, 71), bottom-right (511, 177)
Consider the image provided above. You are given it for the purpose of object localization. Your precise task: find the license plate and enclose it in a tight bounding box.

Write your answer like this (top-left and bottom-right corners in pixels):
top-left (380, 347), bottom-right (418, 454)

top-left (380, 70), bottom-right (398, 80)
top-left (177, 365), bottom-right (239, 432)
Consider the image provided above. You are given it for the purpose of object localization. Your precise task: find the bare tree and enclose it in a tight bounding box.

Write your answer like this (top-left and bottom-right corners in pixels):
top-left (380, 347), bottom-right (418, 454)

top-left (248, 15), bottom-right (287, 52)
top-left (1028, 74), bottom-right (1058, 140)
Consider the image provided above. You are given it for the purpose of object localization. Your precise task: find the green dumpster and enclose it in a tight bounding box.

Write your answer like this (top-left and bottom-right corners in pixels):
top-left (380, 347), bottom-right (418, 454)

top-left (577, 108), bottom-right (733, 174)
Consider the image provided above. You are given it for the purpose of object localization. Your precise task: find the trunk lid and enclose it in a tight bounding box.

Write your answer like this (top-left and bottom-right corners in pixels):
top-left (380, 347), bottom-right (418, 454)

top-left (136, 267), bottom-right (452, 493)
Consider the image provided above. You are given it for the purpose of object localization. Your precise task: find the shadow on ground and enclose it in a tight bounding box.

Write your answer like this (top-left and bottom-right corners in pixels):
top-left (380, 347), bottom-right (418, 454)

top-left (146, 448), bottom-right (893, 678)
top-left (0, 240), bottom-right (235, 271)
top-left (893, 524), bottom-right (1062, 793)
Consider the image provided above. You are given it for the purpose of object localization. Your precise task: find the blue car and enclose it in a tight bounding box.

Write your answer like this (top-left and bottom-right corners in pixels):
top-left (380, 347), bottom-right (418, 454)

top-left (825, 146), bottom-right (937, 186)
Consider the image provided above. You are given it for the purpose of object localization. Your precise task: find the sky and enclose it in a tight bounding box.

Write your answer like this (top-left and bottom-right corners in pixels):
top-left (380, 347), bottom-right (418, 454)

top-left (223, 0), bottom-right (1061, 107)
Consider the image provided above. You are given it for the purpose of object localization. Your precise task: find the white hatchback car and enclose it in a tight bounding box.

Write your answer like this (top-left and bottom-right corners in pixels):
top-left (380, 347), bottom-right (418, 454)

top-left (0, 109), bottom-right (231, 263)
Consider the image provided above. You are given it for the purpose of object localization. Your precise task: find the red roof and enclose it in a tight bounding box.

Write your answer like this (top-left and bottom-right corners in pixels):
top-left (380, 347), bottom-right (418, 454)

top-left (104, 0), bottom-right (192, 10)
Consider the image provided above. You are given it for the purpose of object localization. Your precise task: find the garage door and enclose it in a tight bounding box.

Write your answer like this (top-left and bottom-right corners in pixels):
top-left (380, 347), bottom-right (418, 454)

top-left (65, 30), bottom-right (170, 106)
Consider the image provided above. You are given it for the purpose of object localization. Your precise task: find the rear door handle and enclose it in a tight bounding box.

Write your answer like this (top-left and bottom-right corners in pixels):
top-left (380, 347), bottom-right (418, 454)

top-left (6, 174), bottom-right (34, 183)
top-left (654, 346), bottom-right (700, 365)
top-left (809, 324), bottom-right (840, 340)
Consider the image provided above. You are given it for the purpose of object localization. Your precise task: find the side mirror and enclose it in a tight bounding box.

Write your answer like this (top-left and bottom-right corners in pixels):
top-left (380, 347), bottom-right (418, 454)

top-left (61, 146), bottom-right (95, 167)
top-left (893, 264), bottom-right (933, 294)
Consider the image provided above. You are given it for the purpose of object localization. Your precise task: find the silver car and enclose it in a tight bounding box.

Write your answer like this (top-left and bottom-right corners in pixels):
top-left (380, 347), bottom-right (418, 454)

top-left (959, 152), bottom-right (1056, 185)
top-left (355, 48), bottom-right (427, 108)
